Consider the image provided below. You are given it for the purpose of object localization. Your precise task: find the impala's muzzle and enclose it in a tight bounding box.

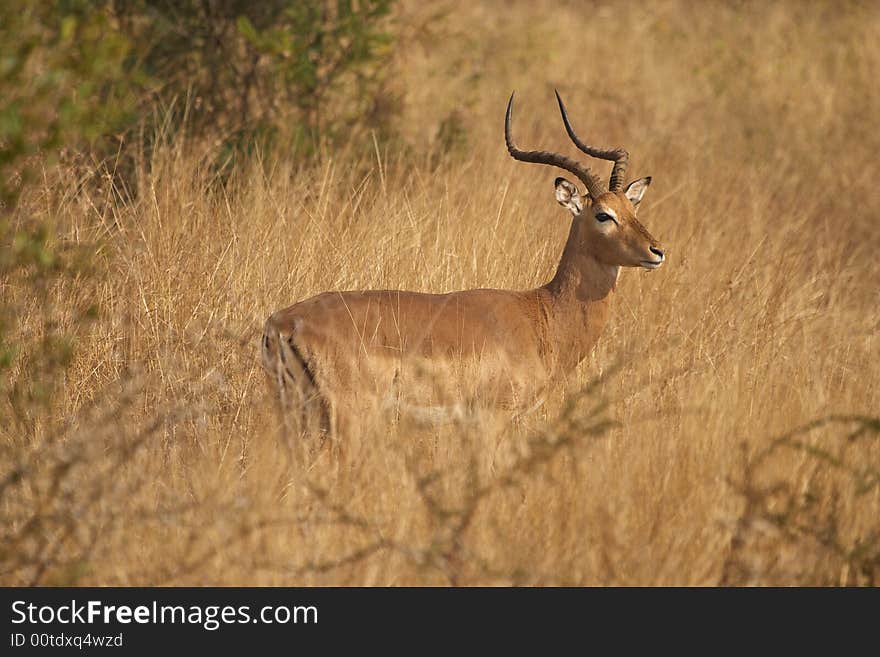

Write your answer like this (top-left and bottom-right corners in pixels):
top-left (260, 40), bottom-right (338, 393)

top-left (641, 246), bottom-right (665, 270)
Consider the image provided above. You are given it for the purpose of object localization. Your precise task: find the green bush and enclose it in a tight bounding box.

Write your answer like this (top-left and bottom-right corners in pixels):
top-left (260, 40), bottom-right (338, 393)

top-left (117, 0), bottom-right (396, 142)
top-left (0, 0), bottom-right (135, 211)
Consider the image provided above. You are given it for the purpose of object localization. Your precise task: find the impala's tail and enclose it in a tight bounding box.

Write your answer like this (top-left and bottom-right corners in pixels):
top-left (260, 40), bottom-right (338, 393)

top-left (261, 317), bottom-right (330, 433)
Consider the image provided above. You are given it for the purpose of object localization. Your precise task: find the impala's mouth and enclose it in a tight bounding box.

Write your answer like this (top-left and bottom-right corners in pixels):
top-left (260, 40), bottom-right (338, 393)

top-left (640, 259), bottom-right (663, 270)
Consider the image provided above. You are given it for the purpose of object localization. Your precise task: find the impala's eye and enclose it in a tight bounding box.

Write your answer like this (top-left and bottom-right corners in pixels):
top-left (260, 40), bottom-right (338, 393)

top-left (595, 212), bottom-right (613, 223)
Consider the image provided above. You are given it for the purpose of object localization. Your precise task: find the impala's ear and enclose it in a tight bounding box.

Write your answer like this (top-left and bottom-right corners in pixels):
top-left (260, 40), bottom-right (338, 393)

top-left (555, 177), bottom-right (584, 216)
top-left (624, 176), bottom-right (651, 207)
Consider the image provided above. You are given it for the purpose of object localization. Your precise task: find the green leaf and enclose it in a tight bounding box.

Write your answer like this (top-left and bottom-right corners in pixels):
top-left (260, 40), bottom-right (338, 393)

top-left (237, 15), bottom-right (260, 45)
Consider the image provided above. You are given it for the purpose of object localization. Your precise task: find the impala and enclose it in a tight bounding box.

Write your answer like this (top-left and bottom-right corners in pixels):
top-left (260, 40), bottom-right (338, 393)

top-left (261, 91), bottom-right (665, 434)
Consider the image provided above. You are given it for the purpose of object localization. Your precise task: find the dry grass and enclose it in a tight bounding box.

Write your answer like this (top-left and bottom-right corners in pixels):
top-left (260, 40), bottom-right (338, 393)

top-left (2, 0), bottom-right (879, 585)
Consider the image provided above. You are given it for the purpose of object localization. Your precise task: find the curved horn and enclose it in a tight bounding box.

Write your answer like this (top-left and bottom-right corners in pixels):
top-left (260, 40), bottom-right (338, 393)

top-left (555, 90), bottom-right (629, 192)
top-left (505, 92), bottom-right (605, 199)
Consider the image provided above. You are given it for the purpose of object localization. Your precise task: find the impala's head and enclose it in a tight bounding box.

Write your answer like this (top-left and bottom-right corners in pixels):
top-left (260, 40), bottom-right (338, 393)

top-left (553, 176), bottom-right (664, 269)
top-left (505, 91), bottom-right (665, 270)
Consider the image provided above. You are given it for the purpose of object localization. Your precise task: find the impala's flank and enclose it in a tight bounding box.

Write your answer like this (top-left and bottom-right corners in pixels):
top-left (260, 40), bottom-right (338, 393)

top-left (262, 91), bottom-right (665, 435)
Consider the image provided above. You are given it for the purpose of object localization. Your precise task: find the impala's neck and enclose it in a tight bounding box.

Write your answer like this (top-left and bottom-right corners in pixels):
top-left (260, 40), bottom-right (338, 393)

top-left (546, 220), bottom-right (619, 300)
top-left (540, 219), bottom-right (619, 375)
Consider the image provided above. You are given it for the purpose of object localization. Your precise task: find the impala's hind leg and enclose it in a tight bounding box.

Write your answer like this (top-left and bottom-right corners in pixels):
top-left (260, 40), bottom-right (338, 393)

top-left (279, 336), bottom-right (331, 429)
top-left (263, 329), bottom-right (331, 457)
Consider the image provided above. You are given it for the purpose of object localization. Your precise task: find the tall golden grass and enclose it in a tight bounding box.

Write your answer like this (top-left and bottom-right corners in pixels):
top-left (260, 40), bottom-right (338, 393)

top-left (2, 0), bottom-right (879, 585)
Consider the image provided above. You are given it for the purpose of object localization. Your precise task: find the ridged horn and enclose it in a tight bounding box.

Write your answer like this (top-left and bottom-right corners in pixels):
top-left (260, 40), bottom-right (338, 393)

top-left (505, 92), bottom-right (605, 199)
top-left (555, 90), bottom-right (629, 192)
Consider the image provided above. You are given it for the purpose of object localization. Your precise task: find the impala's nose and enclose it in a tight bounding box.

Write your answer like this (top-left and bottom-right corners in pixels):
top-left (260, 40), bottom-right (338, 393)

top-left (650, 246), bottom-right (665, 261)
